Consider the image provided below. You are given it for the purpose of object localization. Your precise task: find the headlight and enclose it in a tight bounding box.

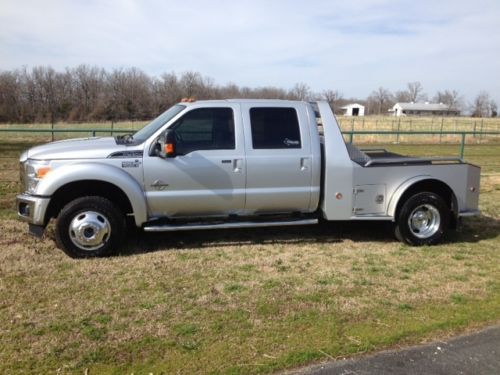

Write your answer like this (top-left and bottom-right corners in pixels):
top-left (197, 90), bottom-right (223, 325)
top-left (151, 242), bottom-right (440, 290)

top-left (24, 160), bottom-right (51, 194)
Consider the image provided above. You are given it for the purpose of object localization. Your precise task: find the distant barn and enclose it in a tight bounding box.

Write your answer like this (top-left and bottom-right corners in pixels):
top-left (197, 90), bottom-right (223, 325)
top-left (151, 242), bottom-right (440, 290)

top-left (390, 102), bottom-right (460, 117)
top-left (341, 103), bottom-right (365, 116)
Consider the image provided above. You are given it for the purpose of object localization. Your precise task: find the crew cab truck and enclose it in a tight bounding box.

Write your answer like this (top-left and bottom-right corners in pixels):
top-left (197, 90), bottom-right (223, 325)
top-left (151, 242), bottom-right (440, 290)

top-left (16, 100), bottom-right (481, 258)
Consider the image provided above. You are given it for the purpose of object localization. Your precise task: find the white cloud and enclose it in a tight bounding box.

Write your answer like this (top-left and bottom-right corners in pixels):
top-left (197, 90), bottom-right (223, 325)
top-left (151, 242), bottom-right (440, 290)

top-left (1, 0), bottom-right (499, 102)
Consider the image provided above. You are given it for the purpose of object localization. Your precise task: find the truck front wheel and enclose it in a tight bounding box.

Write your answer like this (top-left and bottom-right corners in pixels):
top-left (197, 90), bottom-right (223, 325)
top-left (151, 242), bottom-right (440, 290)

top-left (55, 196), bottom-right (125, 258)
top-left (395, 192), bottom-right (449, 246)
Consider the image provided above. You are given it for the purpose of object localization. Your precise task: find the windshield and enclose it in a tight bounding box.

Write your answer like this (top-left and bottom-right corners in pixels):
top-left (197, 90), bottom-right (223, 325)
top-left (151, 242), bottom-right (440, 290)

top-left (122, 104), bottom-right (186, 145)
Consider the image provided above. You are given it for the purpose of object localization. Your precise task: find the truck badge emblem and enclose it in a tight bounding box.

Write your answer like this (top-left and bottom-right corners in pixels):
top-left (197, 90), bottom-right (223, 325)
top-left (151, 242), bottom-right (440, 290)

top-left (283, 138), bottom-right (299, 146)
top-left (122, 160), bottom-right (141, 168)
top-left (151, 180), bottom-right (169, 190)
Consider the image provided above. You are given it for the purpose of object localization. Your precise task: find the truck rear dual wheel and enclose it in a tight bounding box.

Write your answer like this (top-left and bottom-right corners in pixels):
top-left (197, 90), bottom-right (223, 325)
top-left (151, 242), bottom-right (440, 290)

top-left (55, 196), bottom-right (125, 258)
top-left (395, 192), bottom-right (450, 246)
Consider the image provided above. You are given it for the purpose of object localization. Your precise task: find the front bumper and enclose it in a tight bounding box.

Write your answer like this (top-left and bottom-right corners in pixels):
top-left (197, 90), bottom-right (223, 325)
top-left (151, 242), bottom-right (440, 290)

top-left (16, 193), bottom-right (51, 226)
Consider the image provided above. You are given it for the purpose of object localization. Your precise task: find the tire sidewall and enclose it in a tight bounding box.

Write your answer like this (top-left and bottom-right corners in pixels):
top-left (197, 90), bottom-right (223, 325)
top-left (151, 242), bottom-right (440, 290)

top-left (397, 192), bottom-right (449, 246)
top-left (55, 196), bottom-right (125, 258)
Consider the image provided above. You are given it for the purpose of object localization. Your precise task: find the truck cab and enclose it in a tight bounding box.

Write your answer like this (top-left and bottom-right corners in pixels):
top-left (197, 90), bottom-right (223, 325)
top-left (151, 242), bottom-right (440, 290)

top-left (141, 100), bottom-right (320, 218)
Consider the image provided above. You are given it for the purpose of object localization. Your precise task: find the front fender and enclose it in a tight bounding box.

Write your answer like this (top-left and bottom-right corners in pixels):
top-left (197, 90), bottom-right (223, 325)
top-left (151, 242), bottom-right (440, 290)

top-left (36, 162), bottom-right (148, 226)
top-left (386, 175), bottom-right (432, 219)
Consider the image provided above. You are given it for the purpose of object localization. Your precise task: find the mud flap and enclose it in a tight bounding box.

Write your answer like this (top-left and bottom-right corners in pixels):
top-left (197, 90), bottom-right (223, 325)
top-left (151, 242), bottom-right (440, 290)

top-left (29, 224), bottom-right (45, 238)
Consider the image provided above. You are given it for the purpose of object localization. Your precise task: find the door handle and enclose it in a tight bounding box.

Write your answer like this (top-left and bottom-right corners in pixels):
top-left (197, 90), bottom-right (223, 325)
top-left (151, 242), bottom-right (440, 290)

top-left (233, 159), bottom-right (243, 173)
top-left (300, 157), bottom-right (310, 171)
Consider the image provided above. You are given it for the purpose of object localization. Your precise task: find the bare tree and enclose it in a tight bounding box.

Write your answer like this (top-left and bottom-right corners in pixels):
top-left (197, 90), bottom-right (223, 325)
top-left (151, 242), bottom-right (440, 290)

top-left (253, 86), bottom-right (288, 99)
top-left (152, 72), bottom-right (182, 112)
top-left (471, 91), bottom-right (494, 117)
top-left (394, 90), bottom-right (411, 102)
top-left (322, 89), bottom-right (343, 110)
top-left (31, 66), bottom-right (72, 126)
top-left (218, 83), bottom-right (242, 99)
top-left (288, 83), bottom-right (311, 101)
top-left (5, 65), bottom-right (498, 123)
top-left (394, 82), bottom-right (426, 103)
top-left (367, 87), bottom-right (394, 114)
top-left (71, 65), bottom-right (105, 121)
top-left (0, 71), bottom-right (21, 122)
top-left (406, 81), bottom-right (426, 102)
top-left (490, 100), bottom-right (498, 117)
top-left (18, 67), bottom-right (39, 122)
top-left (433, 89), bottom-right (463, 110)
top-left (179, 71), bottom-right (212, 99)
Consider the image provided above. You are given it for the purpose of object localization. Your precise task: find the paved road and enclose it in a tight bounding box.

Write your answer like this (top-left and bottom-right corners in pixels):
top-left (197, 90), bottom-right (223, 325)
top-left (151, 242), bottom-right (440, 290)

top-left (289, 325), bottom-right (500, 375)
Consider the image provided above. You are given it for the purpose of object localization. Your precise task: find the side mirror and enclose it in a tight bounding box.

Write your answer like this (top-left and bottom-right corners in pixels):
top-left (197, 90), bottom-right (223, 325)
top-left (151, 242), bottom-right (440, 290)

top-left (156, 129), bottom-right (177, 158)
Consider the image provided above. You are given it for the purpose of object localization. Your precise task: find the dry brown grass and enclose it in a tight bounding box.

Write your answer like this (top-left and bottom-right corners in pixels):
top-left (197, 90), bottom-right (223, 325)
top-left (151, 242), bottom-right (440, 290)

top-left (335, 115), bottom-right (500, 144)
top-left (1, 116), bottom-right (499, 145)
top-left (337, 115), bottom-right (500, 132)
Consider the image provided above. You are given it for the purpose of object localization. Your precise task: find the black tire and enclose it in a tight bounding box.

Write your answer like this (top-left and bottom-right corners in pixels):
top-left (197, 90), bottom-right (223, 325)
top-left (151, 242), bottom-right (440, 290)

top-left (55, 196), bottom-right (125, 258)
top-left (395, 192), bottom-right (450, 246)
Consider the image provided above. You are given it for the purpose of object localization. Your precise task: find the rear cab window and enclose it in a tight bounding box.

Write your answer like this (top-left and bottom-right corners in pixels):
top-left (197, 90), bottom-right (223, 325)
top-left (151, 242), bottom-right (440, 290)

top-left (249, 107), bottom-right (302, 149)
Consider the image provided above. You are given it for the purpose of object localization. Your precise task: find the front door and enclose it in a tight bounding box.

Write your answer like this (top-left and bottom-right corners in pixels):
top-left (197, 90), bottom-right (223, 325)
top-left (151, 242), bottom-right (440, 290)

top-left (143, 105), bottom-right (246, 218)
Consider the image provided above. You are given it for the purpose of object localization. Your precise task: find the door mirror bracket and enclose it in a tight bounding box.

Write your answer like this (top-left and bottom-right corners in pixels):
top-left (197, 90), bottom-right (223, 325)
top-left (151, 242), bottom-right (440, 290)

top-left (155, 129), bottom-right (177, 158)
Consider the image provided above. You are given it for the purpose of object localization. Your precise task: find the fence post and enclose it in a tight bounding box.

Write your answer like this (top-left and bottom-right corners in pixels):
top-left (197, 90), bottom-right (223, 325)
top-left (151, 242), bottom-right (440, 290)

top-left (396, 118), bottom-right (401, 143)
top-left (460, 133), bottom-right (466, 159)
top-left (439, 118), bottom-right (444, 143)
top-left (51, 122), bottom-right (54, 142)
top-left (349, 132), bottom-right (354, 144)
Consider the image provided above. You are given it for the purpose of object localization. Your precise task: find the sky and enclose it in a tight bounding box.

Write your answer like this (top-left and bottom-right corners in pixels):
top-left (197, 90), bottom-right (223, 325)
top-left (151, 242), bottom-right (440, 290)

top-left (1, 0), bottom-right (499, 103)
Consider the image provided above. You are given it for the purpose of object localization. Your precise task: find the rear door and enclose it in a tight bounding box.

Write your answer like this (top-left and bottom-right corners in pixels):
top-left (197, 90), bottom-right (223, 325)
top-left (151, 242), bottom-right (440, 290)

top-left (241, 103), bottom-right (314, 214)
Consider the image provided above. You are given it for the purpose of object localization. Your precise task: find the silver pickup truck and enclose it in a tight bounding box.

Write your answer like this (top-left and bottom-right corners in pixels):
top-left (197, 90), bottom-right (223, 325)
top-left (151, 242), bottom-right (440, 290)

top-left (16, 100), bottom-right (480, 257)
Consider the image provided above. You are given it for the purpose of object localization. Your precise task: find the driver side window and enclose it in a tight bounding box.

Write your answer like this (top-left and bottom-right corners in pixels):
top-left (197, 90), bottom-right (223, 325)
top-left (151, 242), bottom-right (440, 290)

top-left (172, 108), bottom-right (235, 155)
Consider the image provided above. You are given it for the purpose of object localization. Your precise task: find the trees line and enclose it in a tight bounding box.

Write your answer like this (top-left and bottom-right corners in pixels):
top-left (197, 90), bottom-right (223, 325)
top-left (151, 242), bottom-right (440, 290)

top-left (0, 65), bottom-right (497, 123)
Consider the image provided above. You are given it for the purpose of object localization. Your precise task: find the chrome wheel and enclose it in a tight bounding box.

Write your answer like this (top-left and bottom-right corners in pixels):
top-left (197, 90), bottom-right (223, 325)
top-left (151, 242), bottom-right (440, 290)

top-left (68, 211), bottom-right (111, 251)
top-left (407, 204), bottom-right (441, 239)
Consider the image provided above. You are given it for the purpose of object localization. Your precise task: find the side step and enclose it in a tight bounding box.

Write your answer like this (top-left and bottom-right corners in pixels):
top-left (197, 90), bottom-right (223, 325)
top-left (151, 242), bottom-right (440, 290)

top-left (143, 218), bottom-right (318, 232)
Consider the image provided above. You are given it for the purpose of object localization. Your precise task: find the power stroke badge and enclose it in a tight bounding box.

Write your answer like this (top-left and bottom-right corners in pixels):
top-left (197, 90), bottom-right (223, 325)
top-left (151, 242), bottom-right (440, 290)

top-left (121, 160), bottom-right (141, 168)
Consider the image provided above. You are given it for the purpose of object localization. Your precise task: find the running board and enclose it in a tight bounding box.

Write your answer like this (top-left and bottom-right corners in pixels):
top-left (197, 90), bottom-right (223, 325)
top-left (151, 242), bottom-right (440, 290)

top-left (143, 218), bottom-right (318, 232)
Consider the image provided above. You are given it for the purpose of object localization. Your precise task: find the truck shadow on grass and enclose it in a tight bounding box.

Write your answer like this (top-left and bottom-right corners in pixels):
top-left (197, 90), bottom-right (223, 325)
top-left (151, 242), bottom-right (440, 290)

top-left (119, 215), bottom-right (500, 256)
top-left (449, 214), bottom-right (500, 243)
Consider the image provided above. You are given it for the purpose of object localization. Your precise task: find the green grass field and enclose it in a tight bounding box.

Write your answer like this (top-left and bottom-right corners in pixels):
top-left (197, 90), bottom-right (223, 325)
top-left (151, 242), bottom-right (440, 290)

top-left (0, 131), bottom-right (499, 374)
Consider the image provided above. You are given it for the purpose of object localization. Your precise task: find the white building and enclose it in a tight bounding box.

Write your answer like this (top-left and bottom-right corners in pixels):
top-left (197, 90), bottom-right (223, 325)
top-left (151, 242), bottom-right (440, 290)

top-left (341, 103), bottom-right (365, 117)
top-left (390, 102), bottom-right (460, 117)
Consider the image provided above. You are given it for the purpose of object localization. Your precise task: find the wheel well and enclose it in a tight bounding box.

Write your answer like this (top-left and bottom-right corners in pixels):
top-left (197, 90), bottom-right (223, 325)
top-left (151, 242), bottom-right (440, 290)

top-left (395, 179), bottom-right (458, 226)
top-left (45, 180), bottom-right (133, 223)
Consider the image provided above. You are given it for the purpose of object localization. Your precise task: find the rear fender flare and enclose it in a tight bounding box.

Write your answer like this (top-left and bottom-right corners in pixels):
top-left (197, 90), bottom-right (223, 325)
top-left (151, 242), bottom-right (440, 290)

top-left (386, 175), bottom-right (432, 219)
